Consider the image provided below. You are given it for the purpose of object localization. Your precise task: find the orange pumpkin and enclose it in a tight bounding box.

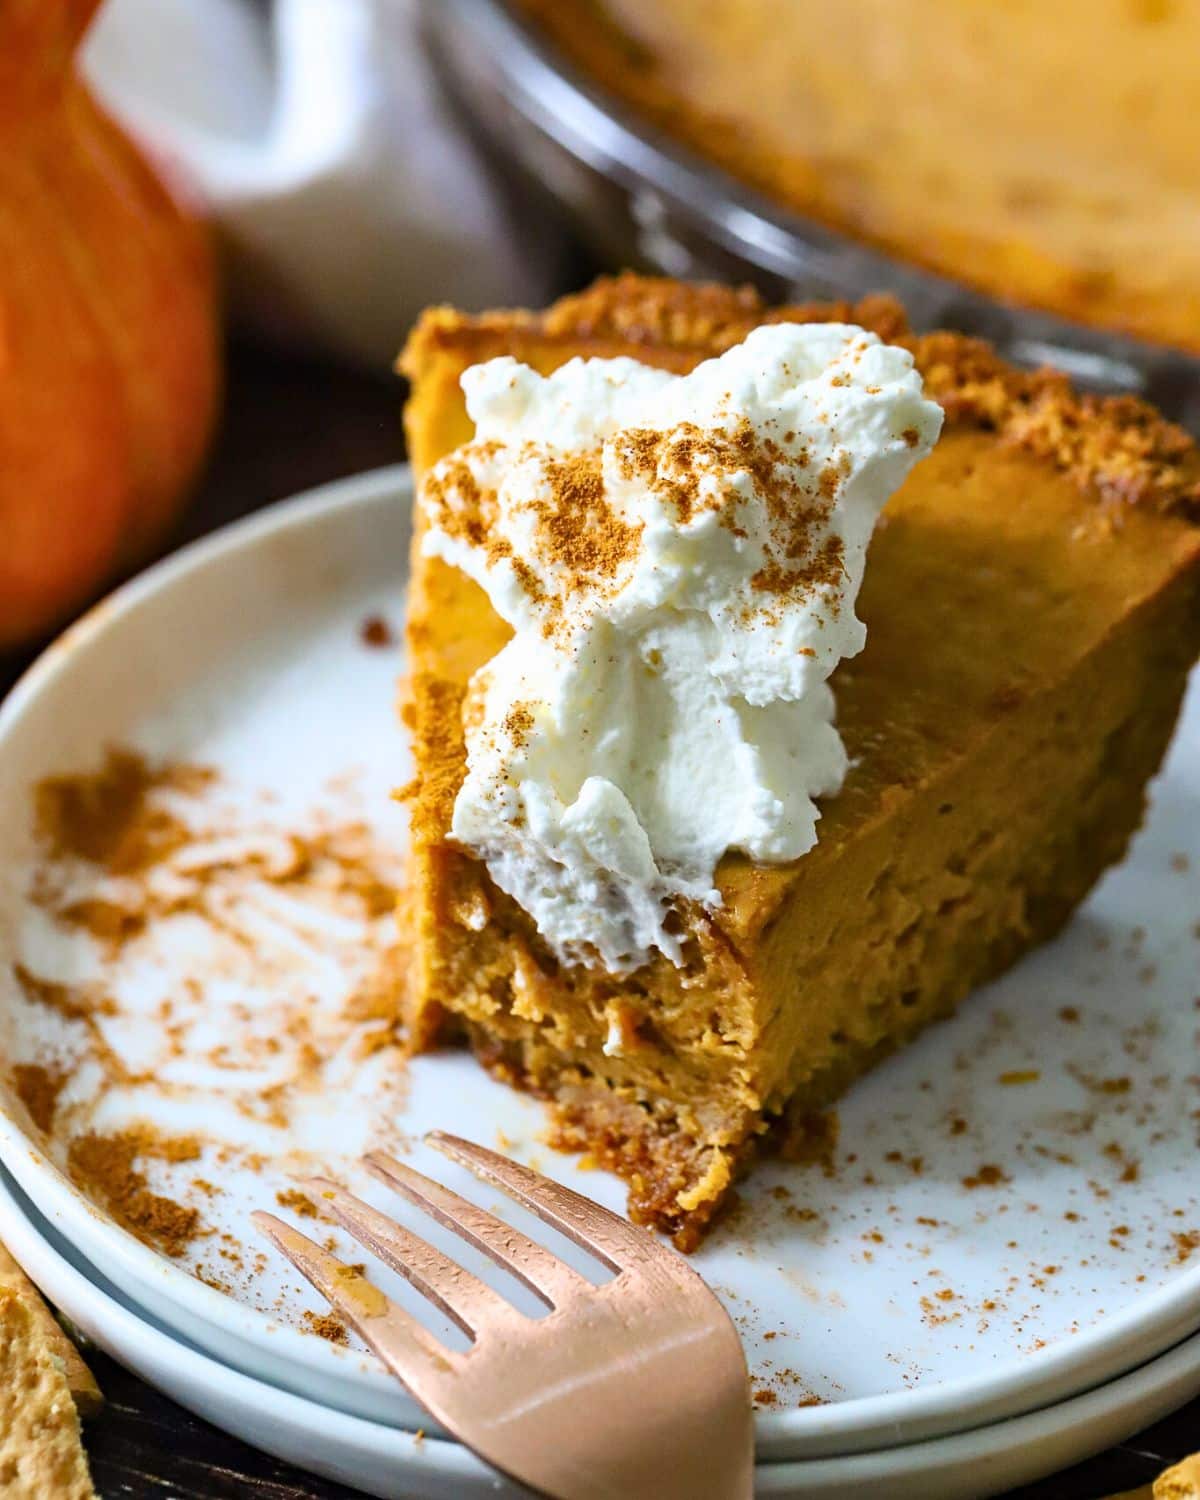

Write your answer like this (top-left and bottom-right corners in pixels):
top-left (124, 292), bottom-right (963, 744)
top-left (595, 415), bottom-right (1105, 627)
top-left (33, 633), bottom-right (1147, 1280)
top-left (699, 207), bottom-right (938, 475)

top-left (0, 0), bottom-right (221, 649)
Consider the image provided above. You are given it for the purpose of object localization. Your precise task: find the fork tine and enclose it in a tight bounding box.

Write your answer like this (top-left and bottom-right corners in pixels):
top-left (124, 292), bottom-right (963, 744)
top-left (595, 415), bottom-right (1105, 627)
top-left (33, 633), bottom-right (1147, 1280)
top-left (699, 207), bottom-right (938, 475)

top-left (364, 1151), bottom-right (589, 1309)
top-left (426, 1132), bottom-right (660, 1273)
top-left (301, 1177), bottom-right (513, 1338)
top-left (251, 1211), bottom-right (458, 1391)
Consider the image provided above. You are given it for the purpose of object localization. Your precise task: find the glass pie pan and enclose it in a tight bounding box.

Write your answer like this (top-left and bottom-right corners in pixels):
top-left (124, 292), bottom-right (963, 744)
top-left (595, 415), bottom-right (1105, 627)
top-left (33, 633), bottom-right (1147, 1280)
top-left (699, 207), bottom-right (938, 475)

top-left (418, 0), bottom-right (1200, 430)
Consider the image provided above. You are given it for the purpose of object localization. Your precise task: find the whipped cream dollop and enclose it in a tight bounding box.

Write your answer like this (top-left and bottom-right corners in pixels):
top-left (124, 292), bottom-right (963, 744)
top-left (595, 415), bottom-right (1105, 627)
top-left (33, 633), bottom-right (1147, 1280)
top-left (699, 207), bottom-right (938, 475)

top-left (420, 323), bottom-right (942, 971)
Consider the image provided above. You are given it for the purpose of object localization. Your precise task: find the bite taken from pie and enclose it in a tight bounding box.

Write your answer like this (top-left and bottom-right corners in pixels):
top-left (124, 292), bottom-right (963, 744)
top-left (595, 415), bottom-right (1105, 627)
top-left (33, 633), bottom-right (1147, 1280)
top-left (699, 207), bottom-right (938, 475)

top-left (400, 275), bottom-right (1200, 1249)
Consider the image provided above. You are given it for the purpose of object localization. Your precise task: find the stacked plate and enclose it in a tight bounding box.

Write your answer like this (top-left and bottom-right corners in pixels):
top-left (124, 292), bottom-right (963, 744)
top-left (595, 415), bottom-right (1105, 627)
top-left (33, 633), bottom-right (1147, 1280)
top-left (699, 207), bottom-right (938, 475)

top-left (0, 472), bottom-right (1198, 1498)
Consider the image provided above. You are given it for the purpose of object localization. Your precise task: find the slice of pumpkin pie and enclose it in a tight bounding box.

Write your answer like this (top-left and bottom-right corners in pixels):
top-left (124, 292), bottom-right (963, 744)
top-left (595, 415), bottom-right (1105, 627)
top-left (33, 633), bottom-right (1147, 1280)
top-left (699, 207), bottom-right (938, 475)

top-left (399, 275), bottom-right (1200, 1247)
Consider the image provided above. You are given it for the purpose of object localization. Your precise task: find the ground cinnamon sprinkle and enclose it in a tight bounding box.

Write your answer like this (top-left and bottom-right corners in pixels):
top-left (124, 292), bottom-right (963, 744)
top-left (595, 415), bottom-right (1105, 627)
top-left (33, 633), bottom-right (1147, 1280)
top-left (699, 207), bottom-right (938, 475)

top-left (422, 455), bottom-right (483, 543)
top-left (276, 1188), bottom-right (319, 1219)
top-left (67, 1126), bottom-right (203, 1257)
top-left (11, 963), bottom-right (116, 1022)
top-left (9, 1062), bottom-right (67, 1134)
top-left (613, 423), bottom-right (727, 526)
top-left (279, 824), bottom-right (398, 918)
top-left (303, 1310), bottom-right (349, 1345)
top-left (1103, 1142), bottom-right (1141, 1183)
top-left (503, 703), bottom-right (535, 751)
top-left (35, 747), bottom-right (213, 874)
top-left (540, 454), bottom-right (643, 586)
top-left (1173, 1230), bottom-right (1200, 1264)
top-left (423, 404), bottom-right (851, 645)
top-left (359, 614), bottom-right (395, 648)
top-left (56, 897), bottom-right (147, 953)
top-left (611, 417), bottom-right (836, 606)
top-left (962, 1164), bottom-right (1010, 1189)
top-left (751, 532), bottom-right (845, 602)
top-left (11, 963), bottom-right (135, 1092)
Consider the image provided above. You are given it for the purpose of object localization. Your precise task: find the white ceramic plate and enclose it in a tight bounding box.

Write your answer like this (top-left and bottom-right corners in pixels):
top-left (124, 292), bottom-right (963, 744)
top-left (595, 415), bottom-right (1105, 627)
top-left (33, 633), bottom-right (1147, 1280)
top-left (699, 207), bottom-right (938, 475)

top-left (0, 471), bottom-right (1198, 1464)
top-left (1, 1159), bottom-right (1198, 1500)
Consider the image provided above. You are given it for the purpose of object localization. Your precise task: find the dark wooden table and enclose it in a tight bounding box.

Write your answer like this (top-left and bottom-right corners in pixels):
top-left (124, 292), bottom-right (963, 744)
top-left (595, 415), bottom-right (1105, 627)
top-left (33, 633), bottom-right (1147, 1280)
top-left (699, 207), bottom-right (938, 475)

top-left (2, 341), bottom-right (1196, 1498)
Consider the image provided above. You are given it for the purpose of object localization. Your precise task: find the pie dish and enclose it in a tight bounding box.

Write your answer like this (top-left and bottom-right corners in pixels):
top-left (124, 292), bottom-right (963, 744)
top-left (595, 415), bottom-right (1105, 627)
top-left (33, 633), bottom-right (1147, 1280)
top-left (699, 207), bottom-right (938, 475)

top-left (510, 0), bottom-right (1200, 356)
top-left (400, 274), bottom-right (1200, 1247)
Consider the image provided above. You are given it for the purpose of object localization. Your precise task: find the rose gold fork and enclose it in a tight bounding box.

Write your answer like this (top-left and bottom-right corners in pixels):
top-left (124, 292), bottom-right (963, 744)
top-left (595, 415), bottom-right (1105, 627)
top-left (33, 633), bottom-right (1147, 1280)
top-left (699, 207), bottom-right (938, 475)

top-left (253, 1131), bottom-right (752, 1499)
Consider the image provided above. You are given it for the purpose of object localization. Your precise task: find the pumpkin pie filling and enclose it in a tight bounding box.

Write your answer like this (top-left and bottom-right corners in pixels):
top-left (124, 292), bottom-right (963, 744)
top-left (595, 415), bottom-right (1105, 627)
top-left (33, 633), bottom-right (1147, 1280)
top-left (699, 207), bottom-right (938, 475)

top-left (400, 276), bottom-right (1200, 1247)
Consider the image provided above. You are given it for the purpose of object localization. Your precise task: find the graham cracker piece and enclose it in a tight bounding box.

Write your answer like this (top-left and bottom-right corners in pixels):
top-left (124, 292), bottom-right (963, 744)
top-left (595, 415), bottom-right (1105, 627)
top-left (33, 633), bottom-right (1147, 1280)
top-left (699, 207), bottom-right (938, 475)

top-left (0, 1287), bottom-right (96, 1499)
top-left (0, 1241), bottom-right (102, 1418)
top-left (1156, 1454), bottom-right (1200, 1499)
top-left (1104, 1453), bottom-right (1200, 1500)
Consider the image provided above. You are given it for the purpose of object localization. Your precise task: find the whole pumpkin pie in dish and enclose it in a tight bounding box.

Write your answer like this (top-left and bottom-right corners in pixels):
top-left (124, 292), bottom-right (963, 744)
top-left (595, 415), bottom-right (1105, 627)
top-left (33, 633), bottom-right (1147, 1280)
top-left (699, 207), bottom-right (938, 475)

top-left (399, 275), bottom-right (1200, 1248)
top-left (511, 0), bottom-right (1200, 355)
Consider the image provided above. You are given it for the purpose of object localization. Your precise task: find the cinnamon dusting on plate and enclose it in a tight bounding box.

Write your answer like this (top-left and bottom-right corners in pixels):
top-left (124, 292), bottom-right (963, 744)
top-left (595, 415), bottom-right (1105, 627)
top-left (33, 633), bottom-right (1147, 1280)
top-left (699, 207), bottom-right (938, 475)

top-left (303, 1310), bottom-right (349, 1345)
top-left (55, 897), bottom-right (147, 953)
top-left (962, 1164), bottom-right (1010, 1190)
top-left (35, 748), bottom-right (214, 874)
top-left (276, 1189), bottom-right (319, 1219)
top-left (359, 614), bottom-right (395, 648)
top-left (11, 965), bottom-right (116, 1023)
top-left (11, 747), bottom-right (411, 1311)
top-left (1173, 1230), bottom-right (1200, 1264)
top-left (67, 1126), bottom-right (202, 1257)
top-left (9, 1062), bottom-right (67, 1134)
